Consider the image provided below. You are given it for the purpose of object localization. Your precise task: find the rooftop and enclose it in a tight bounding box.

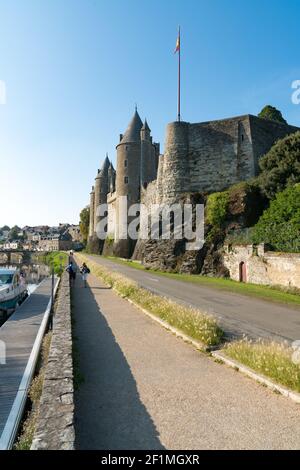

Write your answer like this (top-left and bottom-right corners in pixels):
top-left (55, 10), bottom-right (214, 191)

top-left (119, 109), bottom-right (143, 144)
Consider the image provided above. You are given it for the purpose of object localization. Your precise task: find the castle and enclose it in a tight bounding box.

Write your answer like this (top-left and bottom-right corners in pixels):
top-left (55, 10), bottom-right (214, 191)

top-left (88, 109), bottom-right (298, 258)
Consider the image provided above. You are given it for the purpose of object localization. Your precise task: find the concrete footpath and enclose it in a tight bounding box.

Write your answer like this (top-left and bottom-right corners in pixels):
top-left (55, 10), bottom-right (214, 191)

top-left (73, 273), bottom-right (300, 450)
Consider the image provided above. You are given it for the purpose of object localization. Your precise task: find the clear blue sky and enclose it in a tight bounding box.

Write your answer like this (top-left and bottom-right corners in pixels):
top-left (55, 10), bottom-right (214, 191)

top-left (1, 0), bottom-right (300, 227)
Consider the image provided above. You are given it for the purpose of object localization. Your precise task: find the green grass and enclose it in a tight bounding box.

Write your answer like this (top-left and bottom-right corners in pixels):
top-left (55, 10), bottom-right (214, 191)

top-left (225, 339), bottom-right (300, 393)
top-left (43, 251), bottom-right (69, 276)
top-left (77, 254), bottom-right (224, 347)
top-left (92, 255), bottom-right (300, 308)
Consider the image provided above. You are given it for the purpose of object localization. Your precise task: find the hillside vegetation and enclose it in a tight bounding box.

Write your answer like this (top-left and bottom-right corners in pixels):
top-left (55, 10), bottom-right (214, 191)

top-left (208, 131), bottom-right (300, 253)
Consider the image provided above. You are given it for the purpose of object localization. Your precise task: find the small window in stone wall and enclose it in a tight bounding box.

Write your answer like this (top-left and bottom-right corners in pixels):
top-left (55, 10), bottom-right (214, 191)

top-left (241, 134), bottom-right (244, 141)
top-left (124, 176), bottom-right (128, 184)
top-left (124, 160), bottom-right (128, 167)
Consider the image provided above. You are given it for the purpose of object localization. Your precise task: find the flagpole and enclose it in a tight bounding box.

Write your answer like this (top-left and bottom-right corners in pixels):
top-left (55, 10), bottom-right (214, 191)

top-left (178, 26), bottom-right (181, 122)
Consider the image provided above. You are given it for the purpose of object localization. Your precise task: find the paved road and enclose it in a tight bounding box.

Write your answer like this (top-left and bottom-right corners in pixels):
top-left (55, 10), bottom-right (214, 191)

top-left (84, 255), bottom-right (300, 343)
top-left (73, 272), bottom-right (300, 450)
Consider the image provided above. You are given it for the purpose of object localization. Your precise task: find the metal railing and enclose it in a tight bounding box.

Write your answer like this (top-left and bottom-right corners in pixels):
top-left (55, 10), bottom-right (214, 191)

top-left (0, 276), bottom-right (60, 450)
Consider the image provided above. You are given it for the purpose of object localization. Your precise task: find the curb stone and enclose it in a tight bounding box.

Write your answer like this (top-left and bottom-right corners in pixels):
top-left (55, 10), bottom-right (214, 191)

top-left (126, 298), bottom-right (211, 353)
top-left (211, 350), bottom-right (300, 404)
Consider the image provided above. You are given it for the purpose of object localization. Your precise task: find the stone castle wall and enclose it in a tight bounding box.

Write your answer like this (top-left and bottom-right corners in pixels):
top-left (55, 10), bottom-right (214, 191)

top-left (155, 115), bottom-right (298, 203)
top-left (249, 115), bottom-right (299, 174)
top-left (223, 244), bottom-right (300, 289)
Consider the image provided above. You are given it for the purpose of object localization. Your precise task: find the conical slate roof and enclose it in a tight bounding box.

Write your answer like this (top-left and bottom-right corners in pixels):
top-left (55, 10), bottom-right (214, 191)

top-left (141, 119), bottom-right (151, 132)
top-left (96, 154), bottom-right (110, 178)
top-left (120, 109), bottom-right (143, 144)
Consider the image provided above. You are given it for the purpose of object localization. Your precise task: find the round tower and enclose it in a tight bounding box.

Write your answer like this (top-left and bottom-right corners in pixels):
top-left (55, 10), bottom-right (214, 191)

top-left (88, 186), bottom-right (95, 239)
top-left (116, 108), bottom-right (143, 204)
top-left (93, 154), bottom-right (110, 236)
top-left (108, 161), bottom-right (116, 194)
top-left (162, 121), bottom-right (190, 203)
top-left (115, 109), bottom-right (143, 257)
top-left (140, 119), bottom-right (157, 188)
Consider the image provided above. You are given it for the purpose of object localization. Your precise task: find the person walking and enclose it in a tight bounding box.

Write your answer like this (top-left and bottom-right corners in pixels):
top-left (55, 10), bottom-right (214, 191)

top-left (80, 262), bottom-right (90, 288)
top-left (66, 261), bottom-right (75, 284)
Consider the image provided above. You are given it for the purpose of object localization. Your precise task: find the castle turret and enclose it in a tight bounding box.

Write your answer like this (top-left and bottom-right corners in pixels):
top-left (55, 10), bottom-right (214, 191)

top-left (114, 109), bottom-right (143, 257)
top-left (116, 108), bottom-right (143, 203)
top-left (162, 121), bottom-right (189, 203)
top-left (140, 119), bottom-right (157, 189)
top-left (108, 161), bottom-right (116, 194)
top-left (93, 154), bottom-right (110, 235)
top-left (88, 186), bottom-right (95, 239)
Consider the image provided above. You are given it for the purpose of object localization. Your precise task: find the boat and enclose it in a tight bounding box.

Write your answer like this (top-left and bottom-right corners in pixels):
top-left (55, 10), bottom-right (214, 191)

top-left (0, 268), bottom-right (28, 316)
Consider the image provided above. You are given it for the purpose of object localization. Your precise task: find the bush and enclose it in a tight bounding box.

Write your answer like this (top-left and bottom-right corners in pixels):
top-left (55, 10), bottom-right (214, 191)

top-left (258, 131), bottom-right (300, 199)
top-left (258, 105), bottom-right (287, 124)
top-left (251, 184), bottom-right (300, 252)
top-left (206, 191), bottom-right (229, 227)
top-left (44, 251), bottom-right (68, 276)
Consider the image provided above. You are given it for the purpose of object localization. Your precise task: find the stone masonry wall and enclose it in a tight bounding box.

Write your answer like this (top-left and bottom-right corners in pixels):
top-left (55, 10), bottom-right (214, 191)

top-left (249, 115), bottom-right (299, 174)
top-left (223, 244), bottom-right (300, 289)
top-left (31, 272), bottom-right (75, 450)
top-left (159, 115), bottom-right (299, 203)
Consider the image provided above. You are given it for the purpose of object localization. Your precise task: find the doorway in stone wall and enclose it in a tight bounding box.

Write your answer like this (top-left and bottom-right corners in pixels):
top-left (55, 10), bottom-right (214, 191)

top-left (239, 261), bottom-right (247, 283)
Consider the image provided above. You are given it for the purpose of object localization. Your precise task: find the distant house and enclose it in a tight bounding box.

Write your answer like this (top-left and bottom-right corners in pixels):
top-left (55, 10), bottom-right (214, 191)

top-left (38, 233), bottom-right (72, 252)
top-left (3, 241), bottom-right (20, 250)
top-left (67, 225), bottom-right (82, 243)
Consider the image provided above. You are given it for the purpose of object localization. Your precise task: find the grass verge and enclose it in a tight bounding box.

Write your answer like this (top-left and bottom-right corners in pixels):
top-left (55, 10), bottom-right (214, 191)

top-left (224, 339), bottom-right (300, 393)
top-left (14, 332), bottom-right (52, 450)
top-left (76, 254), bottom-right (223, 347)
top-left (97, 255), bottom-right (300, 308)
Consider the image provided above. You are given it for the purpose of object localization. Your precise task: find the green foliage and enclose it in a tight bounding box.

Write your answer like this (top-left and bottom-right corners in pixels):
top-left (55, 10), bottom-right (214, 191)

top-left (9, 225), bottom-right (22, 240)
top-left (44, 251), bottom-right (68, 275)
top-left (258, 131), bottom-right (300, 199)
top-left (79, 206), bottom-right (90, 245)
top-left (258, 105), bottom-right (287, 124)
top-left (225, 227), bottom-right (254, 245)
top-left (206, 191), bottom-right (229, 226)
top-left (251, 184), bottom-right (300, 252)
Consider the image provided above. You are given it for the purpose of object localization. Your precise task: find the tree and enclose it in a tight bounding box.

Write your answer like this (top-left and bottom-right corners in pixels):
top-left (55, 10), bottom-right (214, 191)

top-left (79, 206), bottom-right (90, 245)
top-left (251, 184), bottom-right (300, 252)
top-left (258, 105), bottom-right (287, 124)
top-left (9, 225), bottom-right (22, 241)
top-left (258, 131), bottom-right (300, 199)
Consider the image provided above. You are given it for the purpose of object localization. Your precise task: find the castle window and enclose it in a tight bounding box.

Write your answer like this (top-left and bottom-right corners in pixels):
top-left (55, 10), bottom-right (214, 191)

top-left (124, 176), bottom-right (128, 184)
top-left (124, 159), bottom-right (128, 168)
top-left (241, 134), bottom-right (244, 141)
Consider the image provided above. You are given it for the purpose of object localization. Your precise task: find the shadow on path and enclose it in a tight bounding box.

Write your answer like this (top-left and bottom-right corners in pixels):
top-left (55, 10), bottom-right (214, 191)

top-left (72, 281), bottom-right (164, 450)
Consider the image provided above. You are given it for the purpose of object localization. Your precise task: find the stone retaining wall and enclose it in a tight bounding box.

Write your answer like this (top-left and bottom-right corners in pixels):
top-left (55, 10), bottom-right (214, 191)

top-left (224, 244), bottom-right (300, 289)
top-left (31, 272), bottom-right (75, 450)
